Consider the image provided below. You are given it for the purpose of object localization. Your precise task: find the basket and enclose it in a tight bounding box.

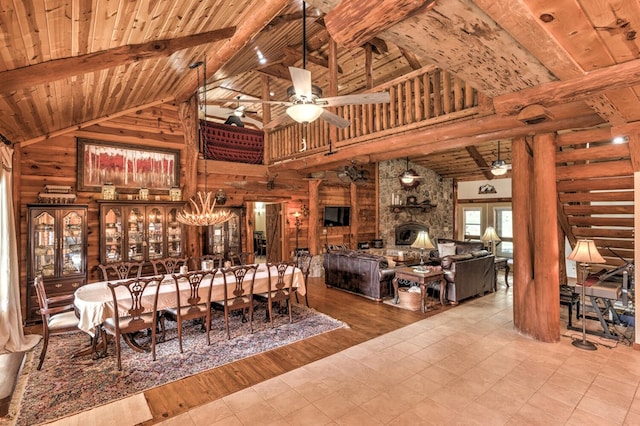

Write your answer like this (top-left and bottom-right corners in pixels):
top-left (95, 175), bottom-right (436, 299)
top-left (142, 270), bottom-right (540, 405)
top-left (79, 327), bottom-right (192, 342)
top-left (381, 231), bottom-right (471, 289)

top-left (397, 287), bottom-right (422, 311)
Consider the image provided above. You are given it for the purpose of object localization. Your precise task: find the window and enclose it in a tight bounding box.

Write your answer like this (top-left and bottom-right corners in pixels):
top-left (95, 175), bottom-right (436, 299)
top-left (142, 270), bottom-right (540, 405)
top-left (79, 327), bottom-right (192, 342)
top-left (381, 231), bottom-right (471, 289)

top-left (495, 207), bottom-right (513, 257)
top-left (462, 207), bottom-right (482, 240)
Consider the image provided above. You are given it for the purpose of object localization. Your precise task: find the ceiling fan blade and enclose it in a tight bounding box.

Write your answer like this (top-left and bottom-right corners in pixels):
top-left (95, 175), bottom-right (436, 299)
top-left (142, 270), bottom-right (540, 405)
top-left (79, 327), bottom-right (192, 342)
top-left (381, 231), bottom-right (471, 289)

top-left (206, 98), bottom-right (289, 106)
top-left (319, 109), bottom-right (350, 128)
top-left (289, 66), bottom-right (313, 98)
top-left (318, 92), bottom-right (390, 107)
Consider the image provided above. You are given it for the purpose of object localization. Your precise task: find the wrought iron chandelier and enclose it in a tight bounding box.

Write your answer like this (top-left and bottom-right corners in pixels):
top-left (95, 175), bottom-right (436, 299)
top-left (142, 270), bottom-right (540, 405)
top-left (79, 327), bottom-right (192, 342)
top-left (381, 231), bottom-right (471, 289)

top-left (176, 57), bottom-right (233, 227)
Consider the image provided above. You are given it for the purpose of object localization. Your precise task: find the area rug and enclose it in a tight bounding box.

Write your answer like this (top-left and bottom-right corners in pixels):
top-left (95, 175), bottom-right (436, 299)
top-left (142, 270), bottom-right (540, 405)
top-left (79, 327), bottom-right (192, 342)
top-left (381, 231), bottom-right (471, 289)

top-left (14, 303), bottom-right (345, 426)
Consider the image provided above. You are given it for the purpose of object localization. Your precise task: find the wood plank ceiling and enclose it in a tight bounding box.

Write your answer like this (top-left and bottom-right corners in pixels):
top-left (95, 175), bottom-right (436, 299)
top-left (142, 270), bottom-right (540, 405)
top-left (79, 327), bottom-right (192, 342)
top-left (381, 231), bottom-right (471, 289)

top-left (0, 0), bottom-right (639, 183)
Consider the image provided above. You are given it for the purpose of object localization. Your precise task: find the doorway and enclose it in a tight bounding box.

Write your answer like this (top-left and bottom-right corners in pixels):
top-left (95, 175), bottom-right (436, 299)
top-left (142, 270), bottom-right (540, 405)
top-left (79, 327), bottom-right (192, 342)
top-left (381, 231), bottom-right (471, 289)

top-left (251, 202), bottom-right (283, 263)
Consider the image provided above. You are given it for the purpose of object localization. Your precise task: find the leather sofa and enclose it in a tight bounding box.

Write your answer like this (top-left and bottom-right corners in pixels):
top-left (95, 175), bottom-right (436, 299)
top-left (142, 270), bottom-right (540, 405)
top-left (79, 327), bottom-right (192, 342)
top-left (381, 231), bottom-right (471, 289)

top-left (436, 239), bottom-right (495, 303)
top-left (323, 250), bottom-right (396, 301)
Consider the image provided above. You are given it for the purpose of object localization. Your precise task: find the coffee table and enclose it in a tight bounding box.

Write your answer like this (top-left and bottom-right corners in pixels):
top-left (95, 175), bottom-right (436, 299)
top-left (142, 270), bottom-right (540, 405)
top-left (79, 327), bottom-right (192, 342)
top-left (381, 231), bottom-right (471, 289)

top-left (392, 266), bottom-right (446, 313)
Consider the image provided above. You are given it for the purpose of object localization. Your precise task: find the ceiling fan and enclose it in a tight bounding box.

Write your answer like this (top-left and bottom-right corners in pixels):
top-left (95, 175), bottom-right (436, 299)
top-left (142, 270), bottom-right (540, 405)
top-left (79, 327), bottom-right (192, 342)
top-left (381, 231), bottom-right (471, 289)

top-left (201, 96), bottom-right (263, 129)
top-left (337, 161), bottom-right (370, 183)
top-left (490, 141), bottom-right (512, 176)
top-left (209, 2), bottom-right (390, 129)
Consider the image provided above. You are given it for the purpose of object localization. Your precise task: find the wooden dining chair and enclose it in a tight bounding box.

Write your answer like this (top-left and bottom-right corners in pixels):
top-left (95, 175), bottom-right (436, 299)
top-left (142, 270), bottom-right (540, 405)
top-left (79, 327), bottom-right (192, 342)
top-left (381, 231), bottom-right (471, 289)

top-left (254, 261), bottom-right (297, 325)
top-left (295, 253), bottom-right (312, 307)
top-left (229, 252), bottom-right (251, 266)
top-left (151, 256), bottom-right (190, 275)
top-left (212, 265), bottom-right (258, 339)
top-left (98, 261), bottom-right (144, 281)
top-left (33, 275), bottom-right (81, 370)
top-left (103, 276), bottom-right (164, 370)
top-left (163, 269), bottom-right (217, 352)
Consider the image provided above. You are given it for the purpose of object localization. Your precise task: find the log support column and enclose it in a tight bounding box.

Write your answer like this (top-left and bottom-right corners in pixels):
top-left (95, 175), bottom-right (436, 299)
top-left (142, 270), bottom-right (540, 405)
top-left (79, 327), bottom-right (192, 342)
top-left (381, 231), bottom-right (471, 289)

top-left (513, 133), bottom-right (560, 342)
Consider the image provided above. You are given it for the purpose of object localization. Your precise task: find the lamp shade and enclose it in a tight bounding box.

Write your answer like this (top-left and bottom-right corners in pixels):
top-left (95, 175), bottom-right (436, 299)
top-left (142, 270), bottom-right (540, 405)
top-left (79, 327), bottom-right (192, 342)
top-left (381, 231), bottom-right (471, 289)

top-left (481, 226), bottom-right (501, 242)
top-left (286, 104), bottom-right (323, 123)
top-left (411, 230), bottom-right (435, 250)
top-left (567, 239), bottom-right (605, 264)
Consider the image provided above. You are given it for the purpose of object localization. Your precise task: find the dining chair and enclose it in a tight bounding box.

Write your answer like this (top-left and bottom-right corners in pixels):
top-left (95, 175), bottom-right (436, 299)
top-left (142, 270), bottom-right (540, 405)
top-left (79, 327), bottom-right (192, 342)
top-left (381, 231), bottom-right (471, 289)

top-left (103, 276), bottom-right (164, 370)
top-left (230, 252), bottom-right (251, 266)
top-left (254, 261), bottom-right (297, 325)
top-left (163, 269), bottom-right (217, 352)
top-left (212, 265), bottom-right (258, 339)
top-left (151, 256), bottom-right (190, 275)
top-left (33, 274), bottom-right (81, 370)
top-left (295, 253), bottom-right (312, 307)
top-left (98, 261), bottom-right (144, 281)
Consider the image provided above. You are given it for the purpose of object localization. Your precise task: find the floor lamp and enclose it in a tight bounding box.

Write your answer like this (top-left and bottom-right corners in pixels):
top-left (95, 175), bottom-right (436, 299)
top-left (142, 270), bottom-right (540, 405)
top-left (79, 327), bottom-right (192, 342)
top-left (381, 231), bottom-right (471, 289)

top-left (567, 239), bottom-right (605, 351)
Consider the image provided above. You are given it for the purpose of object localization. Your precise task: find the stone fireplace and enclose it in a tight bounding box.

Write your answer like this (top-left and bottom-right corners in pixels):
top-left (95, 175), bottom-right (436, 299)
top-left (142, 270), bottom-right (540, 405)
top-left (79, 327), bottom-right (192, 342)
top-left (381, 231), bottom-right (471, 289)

top-left (395, 222), bottom-right (428, 245)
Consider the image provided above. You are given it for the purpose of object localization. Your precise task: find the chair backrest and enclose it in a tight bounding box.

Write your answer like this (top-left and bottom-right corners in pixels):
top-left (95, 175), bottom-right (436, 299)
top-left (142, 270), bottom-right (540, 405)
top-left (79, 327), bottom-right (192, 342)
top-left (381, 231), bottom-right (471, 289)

top-left (266, 261), bottom-right (296, 296)
top-left (106, 276), bottom-right (163, 331)
top-left (33, 274), bottom-right (50, 323)
top-left (172, 269), bottom-right (217, 313)
top-left (221, 265), bottom-right (258, 307)
top-left (297, 253), bottom-right (312, 279)
top-left (151, 257), bottom-right (189, 275)
top-left (230, 252), bottom-right (250, 266)
top-left (98, 261), bottom-right (144, 281)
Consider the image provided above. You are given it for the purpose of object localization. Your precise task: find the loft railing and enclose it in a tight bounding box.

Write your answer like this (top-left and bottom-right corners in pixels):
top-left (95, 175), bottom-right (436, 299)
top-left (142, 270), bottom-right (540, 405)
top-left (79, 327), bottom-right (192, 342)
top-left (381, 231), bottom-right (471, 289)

top-left (267, 65), bottom-right (480, 163)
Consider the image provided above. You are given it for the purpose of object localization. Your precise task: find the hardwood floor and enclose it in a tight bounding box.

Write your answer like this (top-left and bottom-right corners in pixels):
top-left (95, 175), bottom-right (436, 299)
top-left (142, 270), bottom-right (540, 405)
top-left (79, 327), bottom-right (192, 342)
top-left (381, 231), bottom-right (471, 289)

top-left (141, 277), bottom-right (452, 424)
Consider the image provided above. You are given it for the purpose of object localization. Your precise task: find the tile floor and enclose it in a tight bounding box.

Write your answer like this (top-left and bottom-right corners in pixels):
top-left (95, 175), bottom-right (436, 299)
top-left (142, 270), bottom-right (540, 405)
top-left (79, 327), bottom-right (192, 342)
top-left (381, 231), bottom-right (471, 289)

top-left (151, 283), bottom-right (640, 425)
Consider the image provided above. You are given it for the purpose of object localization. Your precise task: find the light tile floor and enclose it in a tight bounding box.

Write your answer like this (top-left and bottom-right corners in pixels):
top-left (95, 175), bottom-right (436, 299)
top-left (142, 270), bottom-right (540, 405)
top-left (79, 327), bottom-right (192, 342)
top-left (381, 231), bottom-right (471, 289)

top-left (156, 283), bottom-right (640, 426)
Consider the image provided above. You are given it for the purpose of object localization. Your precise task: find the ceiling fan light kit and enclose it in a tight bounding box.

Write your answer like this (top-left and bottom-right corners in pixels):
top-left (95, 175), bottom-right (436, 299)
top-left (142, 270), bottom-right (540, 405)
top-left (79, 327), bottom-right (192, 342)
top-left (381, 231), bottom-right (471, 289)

top-left (286, 103), bottom-right (324, 123)
top-left (490, 160), bottom-right (509, 176)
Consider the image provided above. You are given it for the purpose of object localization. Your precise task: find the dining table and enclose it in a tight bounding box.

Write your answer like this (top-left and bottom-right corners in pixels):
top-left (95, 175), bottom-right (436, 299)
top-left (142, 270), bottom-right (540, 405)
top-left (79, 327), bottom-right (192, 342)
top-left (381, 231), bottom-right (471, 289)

top-left (74, 264), bottom-right (306, 338)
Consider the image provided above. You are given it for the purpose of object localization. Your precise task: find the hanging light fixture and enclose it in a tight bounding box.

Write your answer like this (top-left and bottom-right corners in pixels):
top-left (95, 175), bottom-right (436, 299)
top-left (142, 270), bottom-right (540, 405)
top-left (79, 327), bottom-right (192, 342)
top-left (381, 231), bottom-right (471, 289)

top-left (177, 57), bottom-right (233, 227)
top-left (491, 141), bottom-right (509, 176)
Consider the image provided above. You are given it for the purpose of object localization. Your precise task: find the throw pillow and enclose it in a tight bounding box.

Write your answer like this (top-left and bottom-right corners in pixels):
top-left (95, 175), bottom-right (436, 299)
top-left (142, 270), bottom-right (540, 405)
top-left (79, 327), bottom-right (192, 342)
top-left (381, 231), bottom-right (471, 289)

top-left (438, 242), bottom-right (456, 257)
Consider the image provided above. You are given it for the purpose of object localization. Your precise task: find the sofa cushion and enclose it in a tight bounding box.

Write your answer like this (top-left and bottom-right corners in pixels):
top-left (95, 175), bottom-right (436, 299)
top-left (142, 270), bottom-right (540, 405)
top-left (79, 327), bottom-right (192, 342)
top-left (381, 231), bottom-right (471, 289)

top-left (471, 250), bottom-right (490, 258)
top-left (456, 242), bottom-right (484, 254)
top-left (450, 253), bottom-right (474, 262)
top-left (438, 242), bottom-right (456, 257)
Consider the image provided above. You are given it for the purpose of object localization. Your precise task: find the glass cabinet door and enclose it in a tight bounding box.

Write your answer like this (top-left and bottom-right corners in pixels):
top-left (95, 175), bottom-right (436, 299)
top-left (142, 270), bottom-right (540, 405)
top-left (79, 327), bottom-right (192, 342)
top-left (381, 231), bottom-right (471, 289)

top-left (167, 207), bottom-right (182, 257)
top-left (33, 212), bottom-right (56, 278)
top-left (62, 211), bottom-right (84, 275)
top-left (147, 207), bottom-right (164, 260)
top-left (103, 207), bottom-right (123, 262)
top-left (127, 207), bottom-right (145, 261)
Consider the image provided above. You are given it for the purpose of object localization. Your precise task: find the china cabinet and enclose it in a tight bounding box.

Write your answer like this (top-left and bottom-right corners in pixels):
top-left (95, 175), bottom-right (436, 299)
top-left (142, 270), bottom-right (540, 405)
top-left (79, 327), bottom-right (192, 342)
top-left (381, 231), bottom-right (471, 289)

top-left (203, 207), bottom-right (244, 260)
top-left (99, 201), bottom-right (185, 264)
top-left (26, 204), bottom-right (88, 323)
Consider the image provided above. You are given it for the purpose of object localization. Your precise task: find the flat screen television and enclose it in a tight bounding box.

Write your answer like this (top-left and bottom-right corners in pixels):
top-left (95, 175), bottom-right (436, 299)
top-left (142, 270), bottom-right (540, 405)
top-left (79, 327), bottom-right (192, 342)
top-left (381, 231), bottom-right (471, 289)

top-left (323, 206), bottom-right (351, 227)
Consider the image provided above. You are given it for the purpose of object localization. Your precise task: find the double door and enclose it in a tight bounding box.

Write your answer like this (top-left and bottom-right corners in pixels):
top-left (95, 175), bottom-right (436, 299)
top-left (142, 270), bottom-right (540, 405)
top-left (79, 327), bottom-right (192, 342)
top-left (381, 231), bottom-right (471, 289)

top-left (99, 201), bottom-right (184, 264)
top-left (27, 204), bottom-right (88, 323)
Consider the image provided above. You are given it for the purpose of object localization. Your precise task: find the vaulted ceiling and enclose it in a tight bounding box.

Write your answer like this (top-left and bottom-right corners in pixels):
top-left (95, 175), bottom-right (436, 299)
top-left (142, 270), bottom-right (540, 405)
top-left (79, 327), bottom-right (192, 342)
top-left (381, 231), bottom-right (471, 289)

top-left (1, 0), bottom-right (639, 181)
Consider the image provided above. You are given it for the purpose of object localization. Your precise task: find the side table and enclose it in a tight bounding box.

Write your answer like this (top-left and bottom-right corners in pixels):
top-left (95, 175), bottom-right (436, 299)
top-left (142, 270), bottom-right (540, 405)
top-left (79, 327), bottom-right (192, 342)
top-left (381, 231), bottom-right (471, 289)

top-left (494, 257), bottom-right (510, 291)
top-left (392, 266), bottom-right (446, 313)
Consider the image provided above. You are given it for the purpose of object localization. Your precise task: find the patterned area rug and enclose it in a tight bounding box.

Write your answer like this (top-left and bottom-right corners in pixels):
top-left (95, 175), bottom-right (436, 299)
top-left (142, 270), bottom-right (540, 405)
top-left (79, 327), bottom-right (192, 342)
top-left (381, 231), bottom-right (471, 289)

top-left (14, 303), bottom-right (345, 425)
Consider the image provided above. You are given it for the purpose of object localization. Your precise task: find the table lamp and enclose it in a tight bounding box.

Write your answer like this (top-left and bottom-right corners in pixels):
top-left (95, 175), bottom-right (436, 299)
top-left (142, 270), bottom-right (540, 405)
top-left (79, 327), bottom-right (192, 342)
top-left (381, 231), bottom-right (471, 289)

top-left (411, 230), bottom-right (435, 271)
top-left (567, 239), bottom-right (605, 351)
top-left (481, 226), bottom-right (501, 254)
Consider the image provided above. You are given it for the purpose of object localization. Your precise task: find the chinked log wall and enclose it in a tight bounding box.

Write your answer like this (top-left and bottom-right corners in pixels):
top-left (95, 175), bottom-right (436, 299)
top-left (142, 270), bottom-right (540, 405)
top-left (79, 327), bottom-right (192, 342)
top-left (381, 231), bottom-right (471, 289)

top-left (267, 66), bottom-right (479, 163)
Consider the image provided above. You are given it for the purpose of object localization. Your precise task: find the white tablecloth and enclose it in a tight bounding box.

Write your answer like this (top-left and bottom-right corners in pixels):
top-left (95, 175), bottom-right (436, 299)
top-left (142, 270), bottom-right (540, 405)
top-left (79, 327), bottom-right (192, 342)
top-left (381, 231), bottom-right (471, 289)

top-left (74, 265), bottom-right (305, 336)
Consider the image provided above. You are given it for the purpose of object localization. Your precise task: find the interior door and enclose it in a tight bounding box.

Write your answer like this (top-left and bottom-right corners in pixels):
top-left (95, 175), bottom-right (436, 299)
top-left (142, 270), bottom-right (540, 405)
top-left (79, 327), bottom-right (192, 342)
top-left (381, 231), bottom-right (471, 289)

top-left (265, 203), bottom-right (282, 262)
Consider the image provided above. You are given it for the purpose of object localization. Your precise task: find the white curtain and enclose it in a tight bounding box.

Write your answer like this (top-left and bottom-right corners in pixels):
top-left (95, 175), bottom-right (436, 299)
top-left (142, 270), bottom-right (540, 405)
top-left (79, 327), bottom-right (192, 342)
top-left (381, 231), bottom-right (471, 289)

top-left (0, 144), bottom-right (40, 353)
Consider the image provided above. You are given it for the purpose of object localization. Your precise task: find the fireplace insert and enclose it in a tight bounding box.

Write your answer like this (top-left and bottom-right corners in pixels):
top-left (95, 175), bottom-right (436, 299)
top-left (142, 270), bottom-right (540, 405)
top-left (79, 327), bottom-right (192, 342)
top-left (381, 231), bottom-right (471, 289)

top-left (395, 222), bottom-right (428, 245)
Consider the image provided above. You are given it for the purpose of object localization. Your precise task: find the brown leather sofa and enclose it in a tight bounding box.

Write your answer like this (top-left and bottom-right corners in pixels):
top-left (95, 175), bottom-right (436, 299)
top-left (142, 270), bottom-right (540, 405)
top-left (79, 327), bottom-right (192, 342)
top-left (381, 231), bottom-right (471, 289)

top-left (435, 239), bottom-right (495, 303)
top-left (323, 250), bottom-right (396, 301)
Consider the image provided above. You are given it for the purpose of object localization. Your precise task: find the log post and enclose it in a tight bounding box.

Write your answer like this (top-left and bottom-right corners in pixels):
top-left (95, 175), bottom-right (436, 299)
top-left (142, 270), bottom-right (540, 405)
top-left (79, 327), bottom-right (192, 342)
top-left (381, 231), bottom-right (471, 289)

top-left (177, 97), bottom-right (202, 260)
top-left (513, 133), bottom-right (560, 342)
top-left (308, 179), bottom-right (322, 255)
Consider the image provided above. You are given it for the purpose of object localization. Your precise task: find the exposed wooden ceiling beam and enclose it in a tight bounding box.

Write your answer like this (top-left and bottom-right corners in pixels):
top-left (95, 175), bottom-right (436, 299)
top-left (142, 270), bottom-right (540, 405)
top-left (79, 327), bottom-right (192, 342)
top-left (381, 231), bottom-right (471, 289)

top-left (324, 0), bottom-right (436, 49)
top-left (494, 58), bottom-right (640, 116)
top-left (399, 46), bottom-right (422, 70)
top-left (465, 146), bottom-right (495, 180)
top-left (284, 47), bottom-right (343, 72)
top-left (0, 27), bottom-right (236, 94)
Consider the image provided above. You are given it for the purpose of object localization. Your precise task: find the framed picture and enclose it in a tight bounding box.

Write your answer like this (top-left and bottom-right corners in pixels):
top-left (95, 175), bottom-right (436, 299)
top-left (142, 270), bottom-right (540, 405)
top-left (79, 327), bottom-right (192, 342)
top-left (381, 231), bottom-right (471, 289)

top-left (77, 138), bottom-right (180, 193)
